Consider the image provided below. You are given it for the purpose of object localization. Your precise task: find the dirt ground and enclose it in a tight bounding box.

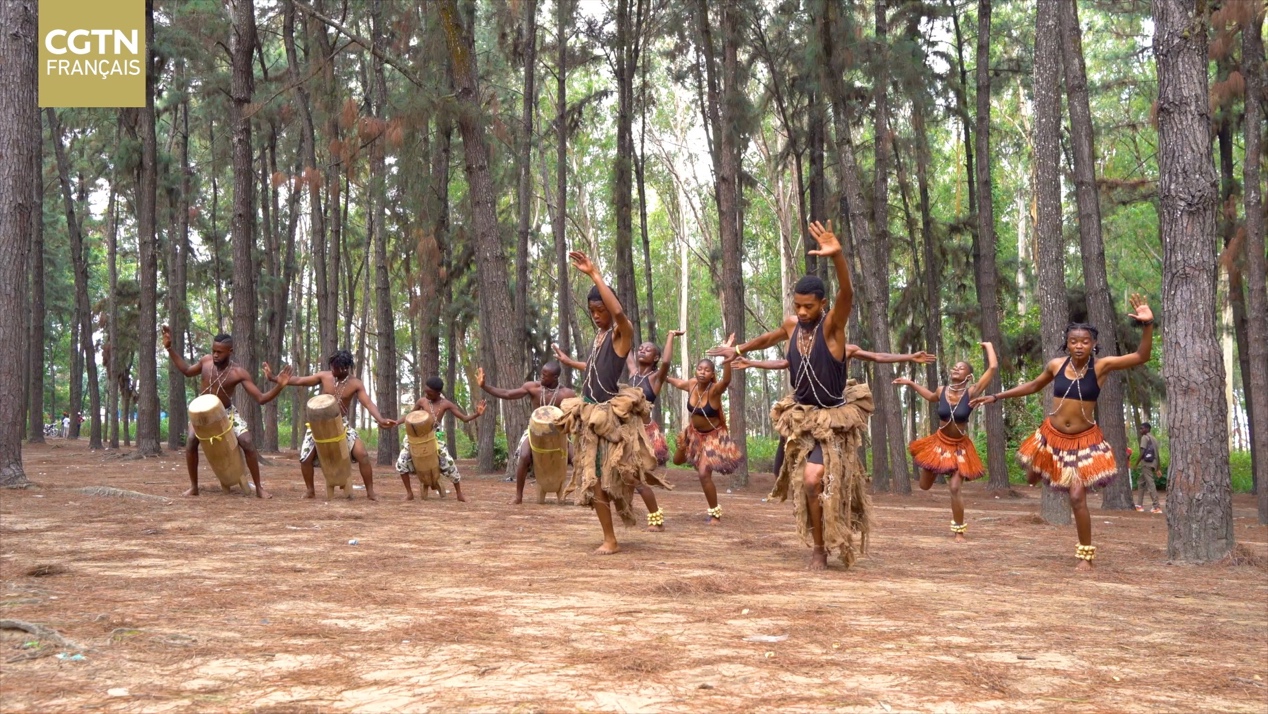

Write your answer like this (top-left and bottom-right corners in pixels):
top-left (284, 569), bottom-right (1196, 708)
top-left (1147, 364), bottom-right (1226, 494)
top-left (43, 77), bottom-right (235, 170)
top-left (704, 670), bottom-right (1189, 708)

top-left (1, 440), bottom-right (1266, 713)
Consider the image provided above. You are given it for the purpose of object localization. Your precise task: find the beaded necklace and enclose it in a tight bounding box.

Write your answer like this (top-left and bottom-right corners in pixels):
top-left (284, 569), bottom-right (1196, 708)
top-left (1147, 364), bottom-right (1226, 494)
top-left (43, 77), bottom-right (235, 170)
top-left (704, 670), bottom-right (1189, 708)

top-left (791, 317), bottom-right (845, 407)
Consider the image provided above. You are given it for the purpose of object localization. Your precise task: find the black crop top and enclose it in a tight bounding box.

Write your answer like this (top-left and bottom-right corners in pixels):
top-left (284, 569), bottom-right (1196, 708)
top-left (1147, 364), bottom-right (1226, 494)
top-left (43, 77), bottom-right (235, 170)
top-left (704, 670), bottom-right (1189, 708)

top-left (787, 319), bottom-right (847, 407)
top-left (688, 396), bottom-right (720, 419)
top-left (582, 331), bottom-right (625, 403)
top-left (937, 386), bottom-right (973, 423)
top-left (631, 371), bottom-right (657, 404)
top-left (1052, 357), bottom-right (1100, 402)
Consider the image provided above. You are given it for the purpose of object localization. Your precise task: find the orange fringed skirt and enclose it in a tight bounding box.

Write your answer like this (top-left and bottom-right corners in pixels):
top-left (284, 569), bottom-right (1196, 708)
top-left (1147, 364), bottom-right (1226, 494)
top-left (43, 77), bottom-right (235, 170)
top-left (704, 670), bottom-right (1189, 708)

top-left (682, 424), bottom-right (742, 474)
top-left (908, 429), bottom-right (985, 480)
top-left (644, 420), bottom-right (669, 466)
top-left (1017, 419), bottom-right (1117, 490)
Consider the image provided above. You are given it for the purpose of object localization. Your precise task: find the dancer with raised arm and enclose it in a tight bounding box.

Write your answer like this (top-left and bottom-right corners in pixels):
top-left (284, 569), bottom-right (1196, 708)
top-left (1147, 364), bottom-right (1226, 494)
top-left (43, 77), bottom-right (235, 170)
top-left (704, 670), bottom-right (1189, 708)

top-left (893, 341), bottom-right (998, 540)
top-left (709, 221), bottom-right (872, 570)
top-left (971, 295), bottom-right (1154, 569)
top-left (554, 251), bottom-right (668, 554)
top-left (664, 347), bottom-right (742, 524)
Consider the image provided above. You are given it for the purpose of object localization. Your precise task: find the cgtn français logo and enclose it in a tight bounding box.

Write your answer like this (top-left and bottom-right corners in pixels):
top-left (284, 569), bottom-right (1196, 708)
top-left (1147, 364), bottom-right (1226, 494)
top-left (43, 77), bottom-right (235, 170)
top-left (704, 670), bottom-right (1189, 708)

top-left (44, 29), bottom-right (142, 79)
top-left (38, 0), bottom-right (145, 108)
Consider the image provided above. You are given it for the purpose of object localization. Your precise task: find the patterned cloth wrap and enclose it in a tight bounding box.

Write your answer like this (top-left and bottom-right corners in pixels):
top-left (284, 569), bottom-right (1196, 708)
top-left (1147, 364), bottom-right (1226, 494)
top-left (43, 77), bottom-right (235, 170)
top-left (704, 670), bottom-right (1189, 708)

top-left (908, 429), bottom-right (984, 480)
top-left (196, 405), bottom-right (249, 441)
top-left (553, 386), bottom-right (672, 526)
top-left (396, 427), bottom-right (460, 483)
top-left (769, 381), bottom-right (875, 568)
top-left (299, 419), bottom-right (360, 466)
top-left (681, 424), bottom-right (742, 474)
top-left (1018, 418), bottom-right (1116, 490)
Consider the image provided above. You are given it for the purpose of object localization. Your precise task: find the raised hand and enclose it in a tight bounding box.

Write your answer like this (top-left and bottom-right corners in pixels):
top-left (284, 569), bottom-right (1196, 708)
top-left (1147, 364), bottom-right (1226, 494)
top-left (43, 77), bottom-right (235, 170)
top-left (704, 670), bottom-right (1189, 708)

top-left (568, 250), bottom-right (596, 276)
top-left (262, 362), bottom-right (275, 381)
top-left (476, 367), bottom-right (486, 388)
top-left (669, 329), bottom-right (686, 338)
top-left (706, 342), bottom-right (738, 363)
top-left (475, 400), bottom-right (488, 417)
top-left (892, 377), bottom-right (913, 386)
top-left (969, 394), bottom-right (997, 408)
top-left (910, 351), bottom-right (937, 364)
top-left (807, 220), bottom-right (842, 258)
top-left (1128, 293), bottom-right (1153, 324)
top-left (275, 364), bottom-right (294, 387)
top-left (161, 324), bottom-right (172, 350)
top-left (732, 357), bottom-right (753, 371)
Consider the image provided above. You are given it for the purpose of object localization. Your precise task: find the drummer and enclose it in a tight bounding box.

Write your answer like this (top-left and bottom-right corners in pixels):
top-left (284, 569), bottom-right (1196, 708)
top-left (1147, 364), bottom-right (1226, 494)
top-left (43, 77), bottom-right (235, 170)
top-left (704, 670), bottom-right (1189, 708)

top-left (264, 350), bottom-right (396, 501)
top-left (395, 377), bottom-right (486, 502)
top-left (477, 362), bottom-right (575, 505)
top-left (163, 326), bottom-right (291, 498)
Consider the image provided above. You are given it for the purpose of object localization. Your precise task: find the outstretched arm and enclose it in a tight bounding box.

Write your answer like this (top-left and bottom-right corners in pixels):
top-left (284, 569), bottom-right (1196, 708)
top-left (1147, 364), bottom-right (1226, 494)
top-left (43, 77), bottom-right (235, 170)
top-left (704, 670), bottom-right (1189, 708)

top-left (664, 374), bottom-right (693, 391)
top-left (656, 329), bottom-right (685, 381)
top-left (1095, 294), bottom-right (1155, 374)
top-left (264, 362), bottom-right (322, 387)
top-left (733, 357), bottom-right (788, 371)
top-left (893, 377), bottom-right (939, 402)
top-left (851, 347), bottom-right (937, 364)
top-left (240, 365), bottom-right (292, 405)
top-left (809, 221), bottom-right (853, 338)
top-left (972, 342), bottom-right (999, 397)
top-left (477, 367), bottom-right (532, 400)
top-left (713, 356), bottom-right (733, 395)
top-left (162, 325), bottom-right (202, 377)
top-left (970, 359), bottom-right (1057, 407)
top-left (552, 343), bottom-right (587, 371)
top-left (709, 316), bottom-right (795, 362)
top-left (356, 386), bottom-right (397, 428)
top-left (448, 399), bottom-right (488, 423)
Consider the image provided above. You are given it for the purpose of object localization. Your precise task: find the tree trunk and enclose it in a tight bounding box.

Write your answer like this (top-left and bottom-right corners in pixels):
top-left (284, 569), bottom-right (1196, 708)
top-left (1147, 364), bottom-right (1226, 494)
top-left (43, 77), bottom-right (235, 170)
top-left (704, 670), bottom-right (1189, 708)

top-left (229, 0), bottom-right (261, 439)
top-left (27, 98), bottom-right (45, 445)
top-left (1240, 5), bottom-right (1268, 524)
top-left (370, 0), bottom-right (399, 465)
top-left (166, 95), bottom-right (191, 450)
top-left (313, 12), bottom-right (342, 360)
top-left (437, 0), bottom-right (526, 473)
top-left (637, 42), bottom-right (657, 347)
top-left (807, 93), bottom-right (826, 274)
top-left (554, 0), bottom-right (573, 385)
top-left (515, 0), bottom-right (538, 360)
top-left (1153, 0), bottom-right (1234, 561)
top-left (696, 0), bottom-right (748, 485)
top-left (135, 0), bottom-right (162, 456)
top-left (1, 0), bottom-right (35, 487)
top-left (912, 99), bottom-right (942, 430)
top-left (974, 0), bottom-right (1009, 491)
top-left (47, 110), bottom-right (103, 449)
top-left (1057, 0), bottom-right (1132, 509)
top-left (612, 0), bottom-right (643, 343)
top-left (1218, 112), bottom-right (1253, 484)
top-left (1033, 0), bottom-right (1070, 523)
top-left (107, 187), bottom-right (120, 448)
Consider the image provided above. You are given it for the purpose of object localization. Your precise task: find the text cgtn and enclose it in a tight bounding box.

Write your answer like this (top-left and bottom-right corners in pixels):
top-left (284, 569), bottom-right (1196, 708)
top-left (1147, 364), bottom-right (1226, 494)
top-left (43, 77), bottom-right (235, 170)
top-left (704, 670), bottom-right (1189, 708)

top-left (44, 29), bottom-right (139, 56)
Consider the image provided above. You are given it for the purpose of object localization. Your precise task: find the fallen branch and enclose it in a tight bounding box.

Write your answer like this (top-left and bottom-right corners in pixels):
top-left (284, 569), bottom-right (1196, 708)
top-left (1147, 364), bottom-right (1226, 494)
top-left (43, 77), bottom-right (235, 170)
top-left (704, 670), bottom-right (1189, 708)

top-left (74, 487), bottom-right (171, 503)
top-left (0, 619), bottom-right (86, 652)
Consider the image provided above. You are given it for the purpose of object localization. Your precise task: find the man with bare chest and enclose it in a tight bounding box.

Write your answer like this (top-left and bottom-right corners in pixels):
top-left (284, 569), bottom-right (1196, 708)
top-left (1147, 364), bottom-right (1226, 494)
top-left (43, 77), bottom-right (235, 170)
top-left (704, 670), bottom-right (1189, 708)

top-left (265, 350), bottom-right (396, 501)
top-left (395, 377), bottom-right (485, 501)
top-left (163, 327), bottom-right (291, 498)
top-left (477, 362), bottom-right (575, 504)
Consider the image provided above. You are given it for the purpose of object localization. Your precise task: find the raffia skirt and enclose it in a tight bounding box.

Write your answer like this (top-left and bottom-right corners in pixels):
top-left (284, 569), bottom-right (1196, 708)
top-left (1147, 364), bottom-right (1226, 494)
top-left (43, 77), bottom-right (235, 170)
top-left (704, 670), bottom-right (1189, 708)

top-left (644, 420), bottom-right (669, 466)
top-left (681, 424), bottom-right (742, 474)
top-left (1017, 418), bottom-right (1116, 490)
top-left (908, 429), bottom-right (985, 480)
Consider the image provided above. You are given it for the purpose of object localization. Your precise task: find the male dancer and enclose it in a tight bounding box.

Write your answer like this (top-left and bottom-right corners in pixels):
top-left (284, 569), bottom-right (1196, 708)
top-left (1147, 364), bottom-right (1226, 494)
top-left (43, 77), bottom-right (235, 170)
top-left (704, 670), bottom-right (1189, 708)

top-left (264, 350), bottom-right (396, 501)
top-left (476, 363), bottom-right (575, 504)
top-left (163, 326), bottom-right (291, 498)
top-left (395, 377), bottom-right (485, 502)
top-left (556, 251), bottom-right (668, 554)
top-left (709, 221), bottom-right (871, 570)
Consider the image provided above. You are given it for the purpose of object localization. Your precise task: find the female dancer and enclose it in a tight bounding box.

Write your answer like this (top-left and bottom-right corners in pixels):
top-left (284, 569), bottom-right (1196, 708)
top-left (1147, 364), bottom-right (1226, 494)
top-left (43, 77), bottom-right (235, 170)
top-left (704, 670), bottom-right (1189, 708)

top-left (666, 342), bottom-right (742, 525)
top-left (892, 341), bottom-right (997, 541)
top-left (552, 327), bottom-right (682, 531)
top-left (971, 295), bottom-right (1154, 569)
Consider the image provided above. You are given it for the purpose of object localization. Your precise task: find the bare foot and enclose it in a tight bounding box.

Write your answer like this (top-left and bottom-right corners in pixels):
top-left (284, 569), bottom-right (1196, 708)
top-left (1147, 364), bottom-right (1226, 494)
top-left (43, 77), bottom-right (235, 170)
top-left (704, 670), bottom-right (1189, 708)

top-left (511, 497), bottom-right (524, 505)
top-left (707, 517), bottom-right (721, 526)
top-left (183, 487), bottom-right (199, 497)
top-left (256, 488), bottom-right (272, 499)
top-left (593, 541), bottom-right (621, 555)
top-left (365, 491), bottom-right (378, 502)
top-left (645, 524), bottom-right (664, 532)
top-left (302, 490), bottom-right (316, 499)
top-left (808, 548), bottom-right (828, 571)
top-left (402, 493), bottom-right (415, 501)
top-left (455, 492), bottom-right (468, 503)
top-left (1075, 559), bottom-right (1094, 572)
top-left (954, 533), bottom-right (968, 543)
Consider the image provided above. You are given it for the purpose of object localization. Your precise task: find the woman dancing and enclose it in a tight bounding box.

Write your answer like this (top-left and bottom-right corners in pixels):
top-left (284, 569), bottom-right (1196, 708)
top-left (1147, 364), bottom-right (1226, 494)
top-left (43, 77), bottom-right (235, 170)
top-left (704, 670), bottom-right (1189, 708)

top-left (666, 343), bottom-right (742, 525)
top-left (552, 327), bottom-right (683, 531)
top-left (971, 295), bottom-right (1154, 569)
top-left (892, 341), bottom-right (998, 541)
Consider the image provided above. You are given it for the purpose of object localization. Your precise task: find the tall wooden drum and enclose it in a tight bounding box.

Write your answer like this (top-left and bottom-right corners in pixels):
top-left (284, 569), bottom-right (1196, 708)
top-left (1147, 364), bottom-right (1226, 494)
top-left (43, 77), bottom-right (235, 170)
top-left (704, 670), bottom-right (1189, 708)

top-left (405, 410), bottom-right (444, 499)
top-left (529, 405), bottom-right (567, 504)
top-left (307, 394), bottom-right (353, 499)
top-left (188, 394), bottom-right (250, 494)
